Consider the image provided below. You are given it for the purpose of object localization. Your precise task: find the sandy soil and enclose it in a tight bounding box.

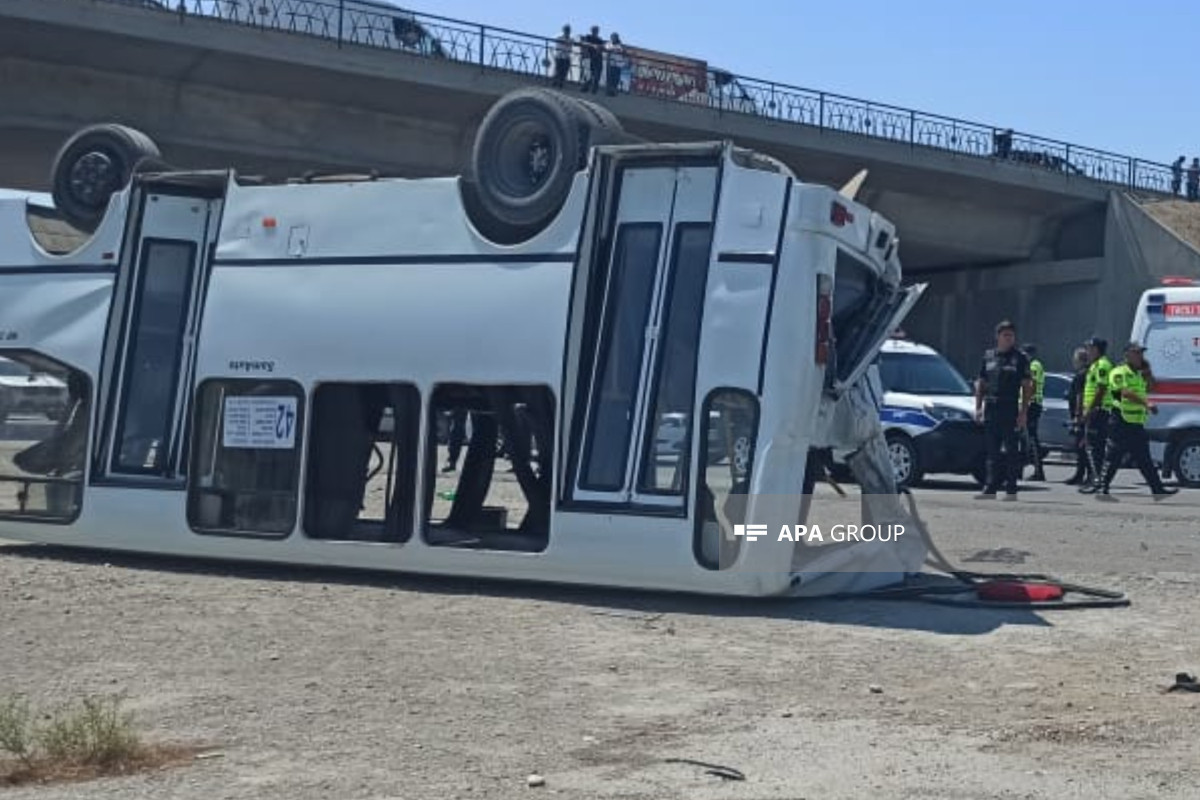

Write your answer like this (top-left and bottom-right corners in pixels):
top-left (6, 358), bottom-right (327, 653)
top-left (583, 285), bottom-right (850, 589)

top-left (2, 460), bottom-right (1200, 800)
top-left (1138, 198), bottom-right (1200, 254)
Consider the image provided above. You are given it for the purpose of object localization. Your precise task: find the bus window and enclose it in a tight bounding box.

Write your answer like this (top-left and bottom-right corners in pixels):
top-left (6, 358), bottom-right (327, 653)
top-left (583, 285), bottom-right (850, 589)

top-left (187, 379), bottom-right (305, 537)
top-left (303, 382), bottom-right (420, 544)
top-left (638, 223), bottom-right (713, 495)
top-left (694, 388), bottom-right (758, 570)
top-left (0, 352), bottom-right (88, 522)
top-left (580, 223), bottom-right (663, 491)
top-left (424, 384), bottom-right (553, 553)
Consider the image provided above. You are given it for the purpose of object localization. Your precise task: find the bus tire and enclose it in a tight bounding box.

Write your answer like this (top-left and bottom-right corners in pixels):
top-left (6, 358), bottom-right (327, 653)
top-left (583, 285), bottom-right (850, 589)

top-left (51, 123), bottom-right (161, 233)
top-left (466, 88), bottom-right (626, 244)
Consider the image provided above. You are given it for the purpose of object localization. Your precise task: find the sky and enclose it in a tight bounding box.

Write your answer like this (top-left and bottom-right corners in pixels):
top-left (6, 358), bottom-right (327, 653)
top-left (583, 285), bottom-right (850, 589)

top-left (417, 0), bottom-right (1199, 165)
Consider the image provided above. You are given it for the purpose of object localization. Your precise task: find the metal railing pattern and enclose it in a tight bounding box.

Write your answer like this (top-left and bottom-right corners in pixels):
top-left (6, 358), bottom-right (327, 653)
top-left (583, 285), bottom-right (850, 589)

top-left (95, 0), bottom-right (1177, 195)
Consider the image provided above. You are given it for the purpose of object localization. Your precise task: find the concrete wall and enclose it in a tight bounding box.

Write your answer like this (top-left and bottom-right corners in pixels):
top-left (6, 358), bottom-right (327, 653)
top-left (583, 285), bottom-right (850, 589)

top-left (902, 191), bottom-right (1200, 376)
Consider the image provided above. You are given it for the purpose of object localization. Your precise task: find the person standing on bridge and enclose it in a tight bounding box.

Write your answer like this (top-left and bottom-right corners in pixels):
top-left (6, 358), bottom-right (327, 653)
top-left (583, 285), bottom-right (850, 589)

top-left (1172, 156), bottom-right (1186, 196)
top-left (1093, 342), bottom-right (1177, 501)
top-left (1188, 158), bottom-right (1200, 202)
top-left (974, 320), bottom-right (1033, 501)
top-left (1078, 337), bottom-right (1115, 494)
top-left (552, 24), bottom-right (573, 88)
top-left (605, 33), bottom-right (628, 96)
top-left (580, 25), bottom-right (605, 93)
top-left (1022, 343), bottom-right (1047, 482)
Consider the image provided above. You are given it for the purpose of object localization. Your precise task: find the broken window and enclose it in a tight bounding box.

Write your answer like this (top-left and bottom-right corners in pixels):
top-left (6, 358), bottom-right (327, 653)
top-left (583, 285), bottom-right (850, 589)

top-left (0, 352), bottom-right (88, 522)
top-left (694, 388), bottom-right (758, 570)
top-left (303, 382), bottom-right (419, 543)
top-left (424, 384), bottom-right (553, 553)
top-left (187, 379), bottom-right (304, 537)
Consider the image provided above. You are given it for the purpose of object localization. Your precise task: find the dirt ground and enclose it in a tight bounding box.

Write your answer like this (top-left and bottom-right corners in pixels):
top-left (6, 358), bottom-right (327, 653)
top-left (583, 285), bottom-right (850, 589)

top-left (1138, 197), bottom-right (1200, 253)
top-left (2, 459), bottom-right (1200, 800)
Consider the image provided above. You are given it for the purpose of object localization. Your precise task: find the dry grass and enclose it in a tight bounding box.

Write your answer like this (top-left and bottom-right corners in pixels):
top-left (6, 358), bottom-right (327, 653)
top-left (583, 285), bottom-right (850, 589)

top-left (0, 694), bottom-right (202, 787)
top-left (1137, 198), bottom-right (1200, 254)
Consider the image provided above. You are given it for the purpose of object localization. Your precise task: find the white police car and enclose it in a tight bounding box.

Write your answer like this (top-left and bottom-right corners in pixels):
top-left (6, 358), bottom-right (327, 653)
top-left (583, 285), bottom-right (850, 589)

top-left (873, 338), bottom-right (987, 488)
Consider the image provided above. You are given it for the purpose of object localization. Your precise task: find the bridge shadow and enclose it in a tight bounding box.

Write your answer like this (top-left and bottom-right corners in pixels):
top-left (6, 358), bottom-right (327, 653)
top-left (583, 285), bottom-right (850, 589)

top-left (0, 543), bottom-right (1057, 637)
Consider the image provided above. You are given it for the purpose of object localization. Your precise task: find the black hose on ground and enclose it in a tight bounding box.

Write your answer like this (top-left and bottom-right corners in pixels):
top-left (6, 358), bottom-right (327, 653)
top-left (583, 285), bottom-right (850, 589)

top-left (852, 487), bottom-right (1130, 610)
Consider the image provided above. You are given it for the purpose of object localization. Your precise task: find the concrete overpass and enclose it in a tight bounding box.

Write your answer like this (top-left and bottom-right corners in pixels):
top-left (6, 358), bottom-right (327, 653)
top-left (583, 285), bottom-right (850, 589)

top-left (2, 0), bottom-right (1197, 372)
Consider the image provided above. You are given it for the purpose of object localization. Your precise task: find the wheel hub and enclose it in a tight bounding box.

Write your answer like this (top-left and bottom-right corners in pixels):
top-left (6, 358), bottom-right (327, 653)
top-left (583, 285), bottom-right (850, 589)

top-left (1178, 444), bottom-right (1200, 483)
top-left (888, 441), bottom-right (911, 480)
top-left (69, 151), bottom-right (118, 207)
top-left (527, 136), bottom-right (552, 186)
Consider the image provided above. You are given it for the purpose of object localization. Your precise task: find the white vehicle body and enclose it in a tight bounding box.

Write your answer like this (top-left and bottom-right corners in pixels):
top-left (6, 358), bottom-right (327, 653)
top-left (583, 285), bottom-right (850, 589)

top-left (0, 91), bottom-right (926, 598)
top-left (1130, 280), bottom-right (1200, 487)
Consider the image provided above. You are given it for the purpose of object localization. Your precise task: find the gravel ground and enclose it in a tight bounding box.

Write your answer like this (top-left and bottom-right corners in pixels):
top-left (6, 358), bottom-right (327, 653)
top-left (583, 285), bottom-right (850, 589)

top-left (3, 460), bottom-right (1200, 799)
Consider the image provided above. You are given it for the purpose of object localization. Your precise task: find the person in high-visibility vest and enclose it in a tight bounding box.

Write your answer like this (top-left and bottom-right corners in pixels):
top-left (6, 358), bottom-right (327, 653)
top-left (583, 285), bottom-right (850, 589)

top-left (1064, 346), bottom-right (1092, 485)
top-left (1021, 343), bottom-right (1047, 481)
top-left (1078, 336), bottom-right (1116, 494)
top-left (1093, 342), bottom-right (1177, 500)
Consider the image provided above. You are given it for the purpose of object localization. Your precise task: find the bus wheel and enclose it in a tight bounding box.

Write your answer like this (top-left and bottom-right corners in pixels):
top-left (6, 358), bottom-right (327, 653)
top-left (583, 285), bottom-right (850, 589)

top-left (51, 123), bottom-right (161, 233)
top-left (1171, 434), bottom-right (1200, 488)
top-left (464, 88), bottom-right (630, 245)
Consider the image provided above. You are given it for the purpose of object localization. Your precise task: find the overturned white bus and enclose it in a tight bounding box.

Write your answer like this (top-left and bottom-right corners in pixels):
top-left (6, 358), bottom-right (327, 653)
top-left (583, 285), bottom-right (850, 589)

top-left (0, 88), bottom-right (926, 597)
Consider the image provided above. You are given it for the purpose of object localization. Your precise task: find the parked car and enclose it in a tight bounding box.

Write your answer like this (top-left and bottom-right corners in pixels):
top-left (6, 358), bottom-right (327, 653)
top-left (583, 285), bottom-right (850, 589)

top-left (0, 356), bottom-right (70, 423)
top-left (871, 338), bottom-right (987, 488)
top-left (1037, 371), bottom-right (1077, 457)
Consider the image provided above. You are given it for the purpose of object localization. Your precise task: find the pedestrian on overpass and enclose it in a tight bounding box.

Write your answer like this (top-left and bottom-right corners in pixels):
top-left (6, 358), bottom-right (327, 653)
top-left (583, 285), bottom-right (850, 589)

top-left (974, 320), bottom-right (1034, 501)
top-left (1064, 346), bottom-right (1092, 485)
top-left (1093, 342), bottom-right (1177, 501)
top-left (1022, 343), bottom-right (1047, 481)
top-left (1078, 337), bottom-right (1115, 494)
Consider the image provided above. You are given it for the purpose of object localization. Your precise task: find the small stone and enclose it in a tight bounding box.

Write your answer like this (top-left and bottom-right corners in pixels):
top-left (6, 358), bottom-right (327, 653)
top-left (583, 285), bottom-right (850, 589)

top-left (527, 774), bottom-right (545, 788)
top-left (781, 711), bottom-right (794, 718)
top-left (869, 685), bottom-right (884, 694)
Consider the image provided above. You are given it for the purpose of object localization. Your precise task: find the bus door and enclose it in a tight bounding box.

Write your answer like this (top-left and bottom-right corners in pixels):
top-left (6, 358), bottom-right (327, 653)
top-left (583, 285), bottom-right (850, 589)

top-left (690, 162), bottom-right (793, 496)
top-left (563, 158), bottom-right (720, 514)
top-left (92, 179), bottom-right (223, 486)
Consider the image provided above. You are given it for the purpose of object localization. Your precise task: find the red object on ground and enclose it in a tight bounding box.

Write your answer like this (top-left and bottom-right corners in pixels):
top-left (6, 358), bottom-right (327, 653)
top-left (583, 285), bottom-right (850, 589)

top-left (976, 581), bottom-right (1064, 603)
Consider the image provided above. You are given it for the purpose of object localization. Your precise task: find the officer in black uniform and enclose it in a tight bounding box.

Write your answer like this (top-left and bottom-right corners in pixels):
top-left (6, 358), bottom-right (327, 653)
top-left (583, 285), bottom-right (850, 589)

top-left (974, 320), bottom-right (1034, 500)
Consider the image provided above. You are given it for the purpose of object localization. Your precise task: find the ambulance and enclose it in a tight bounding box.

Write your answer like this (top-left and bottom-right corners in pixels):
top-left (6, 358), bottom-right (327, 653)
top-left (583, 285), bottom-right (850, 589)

top-left (1130, 277), bottom-right (1200, 487)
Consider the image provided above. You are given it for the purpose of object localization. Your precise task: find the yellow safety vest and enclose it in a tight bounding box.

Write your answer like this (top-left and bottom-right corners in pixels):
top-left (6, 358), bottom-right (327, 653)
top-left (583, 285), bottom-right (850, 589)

top-left (1108, 364), bottom-right (1149, 425)
top-left (1030, 358), bottom-right (1045, 404)
top-left (1084, 355), bottom-right (1114, 412)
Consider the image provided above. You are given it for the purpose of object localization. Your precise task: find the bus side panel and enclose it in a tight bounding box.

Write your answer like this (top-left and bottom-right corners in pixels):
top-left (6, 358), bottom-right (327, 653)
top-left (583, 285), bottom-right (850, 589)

top-left (0, 272), bottom-right (115, 540)
top-left (193, 262), bottom-right (572, 388)
top-left (0, 274), bottom-right (114, 369)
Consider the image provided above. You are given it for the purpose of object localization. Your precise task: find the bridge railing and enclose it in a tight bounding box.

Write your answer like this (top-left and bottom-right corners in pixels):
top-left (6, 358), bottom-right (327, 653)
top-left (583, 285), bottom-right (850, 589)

top-left (109, 0), bottom-right (1178, 196)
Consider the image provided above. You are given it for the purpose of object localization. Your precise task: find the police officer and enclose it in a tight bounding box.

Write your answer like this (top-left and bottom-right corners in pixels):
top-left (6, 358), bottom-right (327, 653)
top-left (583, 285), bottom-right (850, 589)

top-left (1078, 337), bottom-right (1115, 494)
top-left (974, 320), bottom-right (1034, 500)
top-left (1022, 343), bottom-right (1047, 481)
top-left (1093, 342), bottom-right (1177, 500)
top-left (1064, 346), bottom-right (1092, 485)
